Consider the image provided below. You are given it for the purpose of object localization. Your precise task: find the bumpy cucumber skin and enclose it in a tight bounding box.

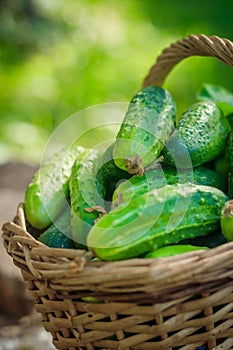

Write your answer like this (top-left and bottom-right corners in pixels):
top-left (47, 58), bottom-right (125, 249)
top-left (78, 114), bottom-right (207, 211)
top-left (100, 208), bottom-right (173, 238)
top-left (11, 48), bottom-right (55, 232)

top-left (70, 148), bottom-right (105, 247)
top-left (163, 101), bottom-right (231, 168)
top-left (97, 143), bottom-right (131, 208)
top-left (113, 86), bottom-right (176, 175)
top-left (87, 184), bottom-right (228, 260)
top-left (38, 207), bottom-right (75, 248)
top-left (144, 244), bottom-right (209, 258)
top-left (24, 146), bottom-right (85, 229)
top-left (220, 199), bottom-right (233, 241)
top-left (112, 165), bottom-right (227, 208)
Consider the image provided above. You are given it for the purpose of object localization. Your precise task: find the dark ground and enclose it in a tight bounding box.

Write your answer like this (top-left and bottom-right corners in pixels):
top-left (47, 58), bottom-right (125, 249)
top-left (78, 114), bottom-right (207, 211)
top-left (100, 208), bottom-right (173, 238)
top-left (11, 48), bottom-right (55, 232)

top-left (0, 162), bottom-right (56, 350)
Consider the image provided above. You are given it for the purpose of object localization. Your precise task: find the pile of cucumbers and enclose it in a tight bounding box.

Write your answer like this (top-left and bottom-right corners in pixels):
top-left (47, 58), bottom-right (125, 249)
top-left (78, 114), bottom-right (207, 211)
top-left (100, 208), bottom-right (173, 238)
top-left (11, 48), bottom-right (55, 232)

top-left (24, 85), bottom-right (233, 260)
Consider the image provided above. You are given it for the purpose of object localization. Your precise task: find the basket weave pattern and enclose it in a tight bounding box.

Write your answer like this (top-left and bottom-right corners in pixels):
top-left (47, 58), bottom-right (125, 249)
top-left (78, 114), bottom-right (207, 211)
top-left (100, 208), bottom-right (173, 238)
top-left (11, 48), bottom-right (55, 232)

top-left (2, 34), bottom-right (233, 349)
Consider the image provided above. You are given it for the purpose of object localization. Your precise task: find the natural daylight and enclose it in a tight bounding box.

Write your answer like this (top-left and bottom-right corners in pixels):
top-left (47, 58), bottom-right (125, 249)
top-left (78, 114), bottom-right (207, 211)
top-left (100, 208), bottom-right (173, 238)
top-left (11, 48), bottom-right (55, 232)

top-left (1, 1), bottom-right (233, 350)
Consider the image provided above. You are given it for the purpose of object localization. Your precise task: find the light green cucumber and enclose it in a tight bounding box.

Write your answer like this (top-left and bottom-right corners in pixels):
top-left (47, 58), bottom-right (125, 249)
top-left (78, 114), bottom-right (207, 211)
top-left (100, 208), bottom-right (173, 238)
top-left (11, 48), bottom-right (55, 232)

top-left (144, 244), bottom-right (209, 258)
top-left (220, 199), bottom-right (233, 241)
top-left (87, 183), bottom-right (228, 260)
top-left (69, 147), bottom-right (106, 248)
top-left (113, 86), bottom-right (176, 176)
top-left (112, 165), bottom-right (227, 208)
top-left (163, 101), bottom-right (231, 168)
top-left (24, 146), bottom-right (86, 229)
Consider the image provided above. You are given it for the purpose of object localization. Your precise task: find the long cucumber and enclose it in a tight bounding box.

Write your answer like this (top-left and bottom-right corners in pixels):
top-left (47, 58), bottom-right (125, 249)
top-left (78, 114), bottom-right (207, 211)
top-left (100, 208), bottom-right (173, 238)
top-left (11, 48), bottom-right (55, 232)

top-left (87, 184), bottom-right (228, 260)
top-left (113, 86), bottom-right (176, 175)
top-left (69, 147), bottom-right (106, 247)
top-left (144, 244), bottom-right (209, 258)
top-left (112, 165), bottom-right (226, 208)
top-left (24, 146), bottom-right (86, 229)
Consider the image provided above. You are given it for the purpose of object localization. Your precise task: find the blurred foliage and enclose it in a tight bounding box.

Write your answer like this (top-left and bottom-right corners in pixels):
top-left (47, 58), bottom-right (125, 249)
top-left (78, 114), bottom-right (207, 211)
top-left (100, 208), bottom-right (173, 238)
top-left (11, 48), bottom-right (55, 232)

top-left (0, 0), bottom-right (233, 164)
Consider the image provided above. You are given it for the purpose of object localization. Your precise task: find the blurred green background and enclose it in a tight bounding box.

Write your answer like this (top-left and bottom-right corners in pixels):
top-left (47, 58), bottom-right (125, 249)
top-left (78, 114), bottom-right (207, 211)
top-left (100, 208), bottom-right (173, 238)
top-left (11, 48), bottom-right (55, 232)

top-left (1, 0), bottom-right (233, 164)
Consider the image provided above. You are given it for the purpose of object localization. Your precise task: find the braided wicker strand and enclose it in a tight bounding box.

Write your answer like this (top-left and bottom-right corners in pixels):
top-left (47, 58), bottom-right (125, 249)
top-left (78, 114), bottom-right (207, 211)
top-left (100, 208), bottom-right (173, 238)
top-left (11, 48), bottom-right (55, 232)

top-left (142, 34), bottom-right (233, 87)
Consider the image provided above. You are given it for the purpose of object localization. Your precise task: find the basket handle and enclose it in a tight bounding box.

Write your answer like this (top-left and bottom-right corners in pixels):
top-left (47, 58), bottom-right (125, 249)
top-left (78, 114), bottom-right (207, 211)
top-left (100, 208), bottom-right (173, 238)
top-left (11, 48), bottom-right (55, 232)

top-left (142, 34), bottom-right (233, 88)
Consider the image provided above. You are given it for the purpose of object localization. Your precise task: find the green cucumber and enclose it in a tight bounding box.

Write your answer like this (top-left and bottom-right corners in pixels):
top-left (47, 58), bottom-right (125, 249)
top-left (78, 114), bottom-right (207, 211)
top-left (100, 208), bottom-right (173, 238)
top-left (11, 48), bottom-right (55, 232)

top-left (96, 143), bottom-right (131, 209)
top-left (214, 131), bottom-right (233, 196)
top-left (112, 166), bottom-right (167, 208)
top-left (144, 244), bottom-right (209, 258)
top-left (163, 101), bottom-right (231, 168)
top-left (220, 199), bottom-right (233, 241)
top-left (38, 207), bottom-right (75, 249)
top-left (228, 131), bottom-right (233, 198)
top-left (87, 184), bottom-right (228, 260)
top-left (113, 86), bottom-right (176, 176)
top-left (214, 151), bottom-right (229, 182)
top-left (69, 147), bottom-right (106, 248)
top-left (24, 146), bottom-right (86, 229)
top-left (112, 165), bottom-right (227, 208)
top-left (180, 230), bottom-right (227, 248)
top-left (227, 113), bottom-right (233, 128)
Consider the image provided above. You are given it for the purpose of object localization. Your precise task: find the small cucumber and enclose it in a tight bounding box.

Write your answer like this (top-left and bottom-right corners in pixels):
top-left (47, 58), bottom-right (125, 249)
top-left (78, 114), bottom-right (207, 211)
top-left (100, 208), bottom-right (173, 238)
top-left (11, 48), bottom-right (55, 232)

top-left (144, 244), bottom-right (209, 258)
top-left (113, 86), bottom-right (176, 175)
top-left (87, 184), bottom-right (228, 260)
top-left (163, 101), bottom-right (231, 168)
top-left (112, 165), bottom-right (227, 208)
top-left (38, 207), bottom-right (75, 249)
top-left (24, 146), bottom-right (86, 229)
top-left (96, 143), bottom-right (131, 209)
top-left (69, 147), bottom-right (106, 248)
top-left (220, 199), bottom-right (233, 241)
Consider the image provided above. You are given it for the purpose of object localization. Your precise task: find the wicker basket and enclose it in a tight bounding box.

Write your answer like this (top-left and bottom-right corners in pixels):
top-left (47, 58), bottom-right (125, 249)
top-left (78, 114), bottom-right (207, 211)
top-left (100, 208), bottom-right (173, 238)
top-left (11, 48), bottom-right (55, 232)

top-left (2, 34), bottom-right (233, 350)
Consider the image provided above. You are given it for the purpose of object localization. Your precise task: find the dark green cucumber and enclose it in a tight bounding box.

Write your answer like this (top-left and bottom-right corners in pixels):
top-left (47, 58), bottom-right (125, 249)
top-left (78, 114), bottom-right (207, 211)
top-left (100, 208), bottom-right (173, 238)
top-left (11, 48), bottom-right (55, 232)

top-left (163, 101), bottom-right (230, 168)
top-left (180, 230), bottom-right (227, 248)
top-left (113, 86), bottom-right (176, 176)
top-left (112, 165), bottom-right (227, 208)
top-left (227, 113), bottom-right (233, 128)
top-left (214, 131), bottom-right (233, 194)
top-left (144, 244), bottom-right (209, 258)
top-left (214, 151), bottom-right (229, 182)
top-left (24, 146), bottom-right (86, 229)
top-left (38, 207), bottom-right (75, 248)
top-left (69, 148), bottom-right (106, 248)
top-left (220, 199), bottom-right (233, 241)
top-left (87, 184), bottom-right (228, 260)
top-left (228, 131), bottom-right (233, 198)
top-left (96, 143), bottom-right (131, 209)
